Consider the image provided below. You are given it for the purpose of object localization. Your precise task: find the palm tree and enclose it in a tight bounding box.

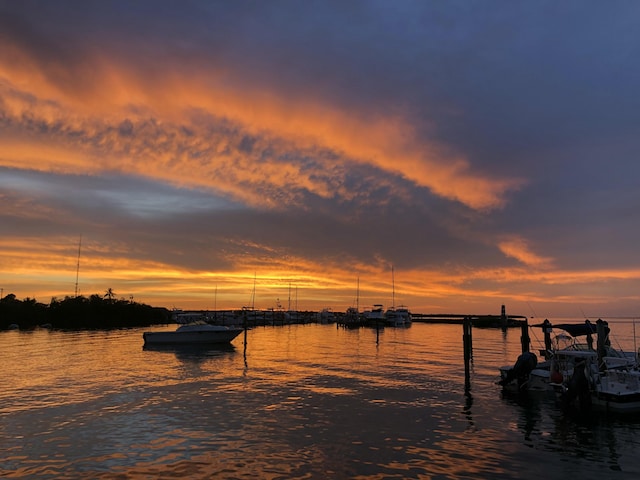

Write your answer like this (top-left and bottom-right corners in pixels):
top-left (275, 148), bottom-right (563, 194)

top-left (104, 288), bottom-right (115, 302)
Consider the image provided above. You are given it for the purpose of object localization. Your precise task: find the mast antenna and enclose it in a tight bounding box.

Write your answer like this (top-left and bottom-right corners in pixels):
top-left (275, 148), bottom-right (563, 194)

top-left (250, 272), bottom-right (256, 310)
top-left (74, 235), bottom-right (82, 297)
top-left (391, 265), bottom-right (395, 309)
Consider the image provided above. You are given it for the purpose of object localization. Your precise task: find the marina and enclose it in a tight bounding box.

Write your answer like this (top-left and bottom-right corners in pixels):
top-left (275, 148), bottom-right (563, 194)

top-left (169, 304), bottom-right (527, 329)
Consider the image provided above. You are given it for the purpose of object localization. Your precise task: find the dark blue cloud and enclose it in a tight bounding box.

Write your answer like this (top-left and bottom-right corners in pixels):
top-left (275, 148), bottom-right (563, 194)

top-left (2, 0), bottom-right (640, 313)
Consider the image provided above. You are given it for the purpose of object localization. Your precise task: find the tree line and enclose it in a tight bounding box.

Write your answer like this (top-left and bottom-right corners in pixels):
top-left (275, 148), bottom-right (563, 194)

top-left (0, 292), bottom-right (170, 330)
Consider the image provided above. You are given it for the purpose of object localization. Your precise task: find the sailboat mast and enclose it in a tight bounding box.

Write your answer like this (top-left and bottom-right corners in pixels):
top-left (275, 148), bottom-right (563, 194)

top-left (74, 235), bottom-right (82, 297)
top-left (391, 265), bottom-right (395, 309)
top-left (251, 272), bottom-right (256, 310)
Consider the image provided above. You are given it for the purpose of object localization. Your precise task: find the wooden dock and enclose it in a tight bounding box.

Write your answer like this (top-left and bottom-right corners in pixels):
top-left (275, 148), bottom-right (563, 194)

top-left (411, 313), bottom-right (527, 328)
top-left (176, 304), bottom-right (528, 329)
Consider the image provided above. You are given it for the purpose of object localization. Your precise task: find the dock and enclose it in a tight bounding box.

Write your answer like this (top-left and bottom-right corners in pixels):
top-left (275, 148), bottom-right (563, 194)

top-left (411, 313), bottom-right (527, 328)
top-left (173, 304), bottom-right (527, 329)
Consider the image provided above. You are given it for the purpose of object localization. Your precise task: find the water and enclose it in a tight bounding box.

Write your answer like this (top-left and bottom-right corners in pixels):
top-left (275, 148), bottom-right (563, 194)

top-left (1, 322), bottom-right (639, 479)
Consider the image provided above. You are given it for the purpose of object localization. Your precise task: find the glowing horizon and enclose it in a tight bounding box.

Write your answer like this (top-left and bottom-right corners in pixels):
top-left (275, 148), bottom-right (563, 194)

top-left (2, 2), bottom-right (640, 320)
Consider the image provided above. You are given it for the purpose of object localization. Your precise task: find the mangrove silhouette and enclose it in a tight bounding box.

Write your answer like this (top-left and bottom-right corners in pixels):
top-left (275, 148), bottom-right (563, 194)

top-left (0, 293), bottom-right (169, 330)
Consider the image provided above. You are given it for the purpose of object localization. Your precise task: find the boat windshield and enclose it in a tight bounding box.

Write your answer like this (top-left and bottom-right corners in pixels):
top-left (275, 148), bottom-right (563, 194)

top-left (553, 333), bottom-right (591, 351)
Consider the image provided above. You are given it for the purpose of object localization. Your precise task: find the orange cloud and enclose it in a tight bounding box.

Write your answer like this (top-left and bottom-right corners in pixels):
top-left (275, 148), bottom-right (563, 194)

top-left (0, 40), bottom-right (523, 211)
top-left (498, 236), bottom-right (554, 268)
top-left (2, 232), bottom-right (640, 313)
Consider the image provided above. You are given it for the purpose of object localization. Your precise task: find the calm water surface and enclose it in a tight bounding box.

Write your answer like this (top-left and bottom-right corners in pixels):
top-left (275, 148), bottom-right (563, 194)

top-left (2, 322), bottom-right (639, 479)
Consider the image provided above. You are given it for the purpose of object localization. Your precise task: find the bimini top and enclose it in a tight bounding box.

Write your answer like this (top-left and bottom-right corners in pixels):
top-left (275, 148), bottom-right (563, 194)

top-left (534, 321), bottom-right (598, 337)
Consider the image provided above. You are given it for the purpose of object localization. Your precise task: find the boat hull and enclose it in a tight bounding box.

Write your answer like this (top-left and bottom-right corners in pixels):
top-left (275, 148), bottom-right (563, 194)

top-left (591, 369), bottom-right (640, 413)
top-left (143, 328), bottom-right (243, 345)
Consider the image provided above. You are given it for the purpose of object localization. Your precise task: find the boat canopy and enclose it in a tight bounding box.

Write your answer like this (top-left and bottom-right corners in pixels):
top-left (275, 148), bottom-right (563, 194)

top-left (534, 322), bottom-right (597, 337)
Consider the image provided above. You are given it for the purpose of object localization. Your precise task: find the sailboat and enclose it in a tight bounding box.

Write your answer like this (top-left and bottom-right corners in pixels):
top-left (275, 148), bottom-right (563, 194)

top-left (240, 272), bottom-right (261, 324)
top-left (74, 235), bottom-right (82, 297)
top-left (343, 277), bottom-right (364, 327)
top-left (384, 266), bottom-right (411, 327)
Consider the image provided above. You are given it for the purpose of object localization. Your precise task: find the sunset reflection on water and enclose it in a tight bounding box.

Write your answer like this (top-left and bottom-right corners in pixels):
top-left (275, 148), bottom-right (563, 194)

top-left (2, 323), bottom-right (639, 478)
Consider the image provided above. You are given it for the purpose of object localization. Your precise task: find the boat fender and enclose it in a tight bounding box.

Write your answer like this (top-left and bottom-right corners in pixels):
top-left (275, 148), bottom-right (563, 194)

top-left (550, 369), bottom-right (563, 384)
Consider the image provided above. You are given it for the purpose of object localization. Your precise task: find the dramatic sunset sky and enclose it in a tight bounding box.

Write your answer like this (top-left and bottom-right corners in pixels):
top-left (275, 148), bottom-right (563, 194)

top-left (1, 1), bottom-right (639, 318)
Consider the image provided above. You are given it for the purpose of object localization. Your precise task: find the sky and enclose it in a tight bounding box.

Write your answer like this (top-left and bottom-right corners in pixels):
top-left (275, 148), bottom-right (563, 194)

top-left (1, 1), bottom-right (640, 319)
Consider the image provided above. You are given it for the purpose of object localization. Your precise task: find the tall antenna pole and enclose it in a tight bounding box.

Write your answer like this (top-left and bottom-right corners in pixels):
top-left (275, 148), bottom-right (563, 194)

top-left (214, 284), bottom-right (218, 321)
top-left (251, 272), bottom-right (256, 310)
top-left (74, 235), bottom-right (82, 297)
top-left (391, 265), bottom-right (395, 309)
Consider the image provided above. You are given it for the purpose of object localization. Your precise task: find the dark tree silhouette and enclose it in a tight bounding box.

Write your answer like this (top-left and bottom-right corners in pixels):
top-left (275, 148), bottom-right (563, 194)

top-left (1, 292), bottom-right (169, 330)
top-left (104, 288), bottom-right (115, 302)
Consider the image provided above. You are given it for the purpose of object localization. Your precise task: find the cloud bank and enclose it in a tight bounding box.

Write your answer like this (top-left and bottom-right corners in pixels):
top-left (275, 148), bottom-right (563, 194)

top-left (1, 1), bottom-right (640, 317)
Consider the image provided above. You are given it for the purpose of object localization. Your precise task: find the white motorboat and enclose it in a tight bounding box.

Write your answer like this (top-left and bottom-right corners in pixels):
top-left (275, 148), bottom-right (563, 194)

top-left (143, 322), bottom-right (243, 346)
top-left (363, 304), bottom-right (385, 325)
top-left (317, 308), bottom-right (335, 324)
top-left (593, 365), bottom-right (640, 413)
top-left (499, 319), bottom-right (640, 413)
top-left (385, 305), bottom-right (412, 327)
top-left (539, 348), bottom-right (640, 413)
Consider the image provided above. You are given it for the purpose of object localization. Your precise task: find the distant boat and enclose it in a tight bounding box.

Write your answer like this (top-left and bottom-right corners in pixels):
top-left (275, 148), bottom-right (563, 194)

top-left (343, 306), bottom-right (364, 328)
top-left (363, 304), bottom-right (385, 324)
top-left (143, 322), bottom-right (243, 346)
top-left (341, 277), bottom-right (365, 327)
top-left (317, 308), bottom-right (335, 324)
top-left (383, 266), bottom-right (411, 327)
top-left (385, 305), bottom-right (412, 327)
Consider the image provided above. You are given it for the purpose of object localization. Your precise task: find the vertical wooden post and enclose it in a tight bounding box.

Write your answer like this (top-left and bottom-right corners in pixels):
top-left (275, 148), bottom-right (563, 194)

top-left (596, 318), bottom-right (609, 370)
top-left (242, 310), bottom-right (248, 359)
top-left (520, 319), bottom-right (530, 354)
top-left (463, 316), bottom-right (473, 390)
top-left (543, 319), bottom-right (552, 359)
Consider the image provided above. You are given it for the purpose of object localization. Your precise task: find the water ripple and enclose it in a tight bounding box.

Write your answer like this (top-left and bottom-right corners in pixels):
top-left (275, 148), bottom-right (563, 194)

top-left (2, 324), bottom-right (640, 478)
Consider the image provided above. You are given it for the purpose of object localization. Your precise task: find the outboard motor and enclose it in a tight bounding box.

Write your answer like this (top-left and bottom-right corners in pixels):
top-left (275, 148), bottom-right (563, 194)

top-left (562, 361), bottom-right (591, 411)
top-left (499, 351), bottom-right (538, 388)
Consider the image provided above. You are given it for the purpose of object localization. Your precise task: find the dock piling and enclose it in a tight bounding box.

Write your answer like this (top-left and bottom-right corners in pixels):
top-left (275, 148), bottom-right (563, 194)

top-left (520, 319), bottom-right (530, 354)
top-left (463, 316), bottom-right (473, 389)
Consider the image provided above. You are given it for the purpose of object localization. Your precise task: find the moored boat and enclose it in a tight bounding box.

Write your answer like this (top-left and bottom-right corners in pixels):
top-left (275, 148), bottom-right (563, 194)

top-left (363, 304), bottom-right (385, 326)
top-left (499, 319), bottom-right (640, 413)
top-left (317, 308), bottom-right (335, 324)
top-left (143, 322), bottom-right (243, 346)
top-left (363, 304), bottom-right (384, 319)
top-left (385, 305), bottom-right (412, 327)
top-left (341, 306), bottom-right (365, 328)
top-left (383, 267), bottom-right (411, 327)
